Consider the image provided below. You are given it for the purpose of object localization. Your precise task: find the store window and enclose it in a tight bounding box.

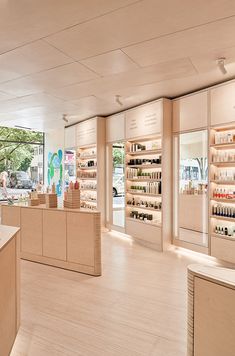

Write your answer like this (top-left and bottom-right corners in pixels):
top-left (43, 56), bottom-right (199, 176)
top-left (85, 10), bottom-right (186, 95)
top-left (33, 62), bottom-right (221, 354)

top-left (0, 126), bottom-right (44, 200)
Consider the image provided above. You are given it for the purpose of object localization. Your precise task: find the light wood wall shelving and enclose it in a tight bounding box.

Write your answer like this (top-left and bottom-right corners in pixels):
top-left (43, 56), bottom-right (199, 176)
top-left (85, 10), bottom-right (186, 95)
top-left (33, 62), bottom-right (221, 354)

top-left (76, 117), bottom-right (106, 226)
top-left (209, 124), bottom-right (235, 264)
top-left (125, 99), bottom-right (172, 251)
top-left (172, 78), bottom-right (235, 264)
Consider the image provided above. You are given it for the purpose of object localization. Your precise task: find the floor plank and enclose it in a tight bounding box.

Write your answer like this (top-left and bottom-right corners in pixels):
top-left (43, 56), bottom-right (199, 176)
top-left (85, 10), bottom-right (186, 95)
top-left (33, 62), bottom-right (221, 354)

top-left (11, 231), bottom-right (216, 356)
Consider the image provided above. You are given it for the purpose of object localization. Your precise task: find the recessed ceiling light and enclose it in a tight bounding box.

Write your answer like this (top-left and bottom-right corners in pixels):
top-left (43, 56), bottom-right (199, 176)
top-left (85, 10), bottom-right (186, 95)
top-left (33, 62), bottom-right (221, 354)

top-left (216, 57), bottom-right (227, 75)
top-left (62, 114), bottom-right (69, 123)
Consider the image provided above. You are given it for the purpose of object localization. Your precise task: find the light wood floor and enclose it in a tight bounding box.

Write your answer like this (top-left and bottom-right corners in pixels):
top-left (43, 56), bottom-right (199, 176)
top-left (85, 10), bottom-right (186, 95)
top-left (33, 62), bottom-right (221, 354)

top-left (11, 231), bottom-right (215, 356)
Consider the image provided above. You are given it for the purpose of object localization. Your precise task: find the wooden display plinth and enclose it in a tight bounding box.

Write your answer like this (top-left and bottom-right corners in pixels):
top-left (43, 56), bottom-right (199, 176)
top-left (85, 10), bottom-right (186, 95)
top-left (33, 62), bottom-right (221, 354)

top-left (28, 198), bottom-right (40, 206)
top-left (64, 189), bottom-right (80, 209)
top-left (38, 193), bottom-right (46, 204)
top-left (45, 193), bottom-right (57, 208)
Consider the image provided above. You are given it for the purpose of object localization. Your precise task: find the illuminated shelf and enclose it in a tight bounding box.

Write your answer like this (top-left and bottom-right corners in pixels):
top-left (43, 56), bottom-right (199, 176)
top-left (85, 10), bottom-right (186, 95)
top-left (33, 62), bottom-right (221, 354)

top-left (78, 177), bottom-right (97, 181)
top-left (210, 161), bottom-right (235, 167)
top-left (78, 154), bottom-right (97, 160)
top-left (211, 197), bottom-right (235, 203)
top-left (211, 233), bottom-right (235, 242)
top-left (126, 149), bottom-right (162, 156)
top-left (210, 180), bottom-right (235, 185)
top-left (126, 191), bottom-right (161, 197)
top-left (78, 166), bottom-right (97, 170)
top-left (127, 164), bottom-right (161, 169)
top-left (210, 142), bottom-right (235, 150)
top-left (211, 215), bottom-right (235, 222)
top-left (80, 198), bottom-right (97, 204)
top-left (126, 205), bottom-right (161, 212)
top-left (127, 178), bottom-right (161, 182)
top-left (80, 188), bottom-right (97, 192)
top-left (126, 217), bottom-right (161, 228)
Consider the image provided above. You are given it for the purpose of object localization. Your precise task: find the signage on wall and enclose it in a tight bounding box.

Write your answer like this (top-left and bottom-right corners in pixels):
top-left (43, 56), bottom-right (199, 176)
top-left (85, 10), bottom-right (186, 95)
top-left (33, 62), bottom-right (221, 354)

top-left (125, 101), bottom-right (162, 139)
top-left (76, 118), bottom-right (97, 147)
top-left (47, 149), bottom-right (63, 197)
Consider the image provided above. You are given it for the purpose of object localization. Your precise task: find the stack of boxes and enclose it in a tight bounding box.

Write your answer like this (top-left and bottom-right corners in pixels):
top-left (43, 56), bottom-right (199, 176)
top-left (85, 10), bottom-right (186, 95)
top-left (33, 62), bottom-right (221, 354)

top-left (45, 193), bottom-right (58, 208)
top-left (64, 181), bottom-right (80, 209)
top-left (38, 193), bottom-right (46, 204)
top-left (45, 183), bottom-right (58, 208)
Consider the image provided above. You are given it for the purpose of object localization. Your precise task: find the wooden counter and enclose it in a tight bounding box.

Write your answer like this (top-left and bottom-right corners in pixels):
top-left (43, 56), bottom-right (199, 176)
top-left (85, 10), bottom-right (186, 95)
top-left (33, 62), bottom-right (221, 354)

top-left (187, 264), bottom-right (235, 356)
top-left (0, 225), bottom-right (20, 356)
top-left (1, 203), bottom-right (101, 276)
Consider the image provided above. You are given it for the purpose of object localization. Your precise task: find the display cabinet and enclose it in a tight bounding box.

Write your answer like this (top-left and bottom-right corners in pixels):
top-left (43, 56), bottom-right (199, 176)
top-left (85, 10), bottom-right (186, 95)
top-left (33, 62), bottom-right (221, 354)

top-left (125, 99), bottom-right (172, 251)
top-left (76, 117), bottom-right (106, 225)
top-left (209, 124), bottom-right (235, 264)
top-left (126, 136), bottom-right (162, 228)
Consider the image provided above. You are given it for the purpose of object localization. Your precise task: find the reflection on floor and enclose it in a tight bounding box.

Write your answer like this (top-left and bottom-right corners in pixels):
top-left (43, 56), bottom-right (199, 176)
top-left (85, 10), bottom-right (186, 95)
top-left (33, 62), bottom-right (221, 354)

top-left (11, 231), bottom-right (215, 356)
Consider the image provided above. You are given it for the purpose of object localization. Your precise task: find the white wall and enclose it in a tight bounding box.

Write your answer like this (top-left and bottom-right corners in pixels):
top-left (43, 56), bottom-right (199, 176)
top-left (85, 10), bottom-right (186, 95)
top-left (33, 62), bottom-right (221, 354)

top-left (106, 113), bottom-right (125, 143)
top-left (65, 125), bottom-right (76, 149)
top-left (44, 128), bottom-right (65, 205)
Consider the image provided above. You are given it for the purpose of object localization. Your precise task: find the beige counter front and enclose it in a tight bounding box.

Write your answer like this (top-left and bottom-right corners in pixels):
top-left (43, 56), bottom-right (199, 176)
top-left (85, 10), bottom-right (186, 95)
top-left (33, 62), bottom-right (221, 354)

top-left (187, 264), bottom-right (235, 356)
top-left (0, 225), bottom-right (20, 356)
top-left (1, 203), bottom-right (101, 276)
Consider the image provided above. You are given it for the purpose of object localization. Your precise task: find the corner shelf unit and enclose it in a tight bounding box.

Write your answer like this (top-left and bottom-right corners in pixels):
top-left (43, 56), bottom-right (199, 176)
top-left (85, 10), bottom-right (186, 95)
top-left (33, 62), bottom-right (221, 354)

top-left (124, 99), bottom-right (172, 251)
top-left (210, 124), bottom-right (235, 264)
top-left (76, 117), bottom-right (106, 225)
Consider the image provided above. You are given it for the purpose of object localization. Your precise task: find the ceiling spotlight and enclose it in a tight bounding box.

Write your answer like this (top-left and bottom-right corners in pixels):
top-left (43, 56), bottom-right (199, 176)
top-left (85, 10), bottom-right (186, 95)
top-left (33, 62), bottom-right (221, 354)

top-left (217, 57), bottom-right (227, 75)
top-left (115, 95), bottom-right (123, 106)
top-left (62, 114), bottom-right (69, 123)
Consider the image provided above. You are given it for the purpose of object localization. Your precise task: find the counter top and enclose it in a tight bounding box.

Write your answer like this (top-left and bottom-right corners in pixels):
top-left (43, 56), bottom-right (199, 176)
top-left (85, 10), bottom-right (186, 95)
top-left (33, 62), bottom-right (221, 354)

top-left (1, 202), bottom-right (100, 214)
top-left (0, 224), bottom-right (20, 251)
top-left (188, 264), bottom-right (235, 289)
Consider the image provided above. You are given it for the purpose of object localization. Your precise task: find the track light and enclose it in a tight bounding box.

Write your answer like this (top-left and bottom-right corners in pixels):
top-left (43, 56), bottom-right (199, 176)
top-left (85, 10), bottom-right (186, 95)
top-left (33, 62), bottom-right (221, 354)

top-left (62, 114), bottom-right (69, 123)
top-left (115, 95), bottom-right (123, 106)
top-left (217, 57), bottom-right (227, 75)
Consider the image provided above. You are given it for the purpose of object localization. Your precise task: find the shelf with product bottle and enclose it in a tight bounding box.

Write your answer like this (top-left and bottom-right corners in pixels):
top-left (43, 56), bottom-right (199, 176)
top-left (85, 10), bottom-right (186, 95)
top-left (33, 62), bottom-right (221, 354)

top-left (75, 117), bottom-right (106, 225)
top-left (77, 151), bottom-right (97, 208)
top-left (124, 101), bottom-right (172, 250)
top-left (126, 195), bottom-right (162, 220)
top-left (77, 148), bottom-right (98, 208)
top-left (210, 124), bottom-right (235, 263)
top-left (120, 99), bottom-right (172, 250)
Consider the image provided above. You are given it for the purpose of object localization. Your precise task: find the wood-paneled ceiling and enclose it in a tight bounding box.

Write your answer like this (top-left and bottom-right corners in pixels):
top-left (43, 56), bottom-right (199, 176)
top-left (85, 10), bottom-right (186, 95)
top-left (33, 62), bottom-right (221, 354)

top-left (1, 0), bottom-right (235, 131)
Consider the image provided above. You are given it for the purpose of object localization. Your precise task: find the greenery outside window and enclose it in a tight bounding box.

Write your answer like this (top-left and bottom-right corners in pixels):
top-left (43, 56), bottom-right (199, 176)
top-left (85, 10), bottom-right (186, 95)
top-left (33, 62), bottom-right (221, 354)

top-left (0, 126), bottom-right (44, 200)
